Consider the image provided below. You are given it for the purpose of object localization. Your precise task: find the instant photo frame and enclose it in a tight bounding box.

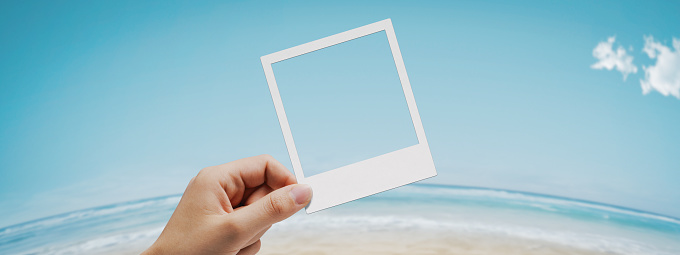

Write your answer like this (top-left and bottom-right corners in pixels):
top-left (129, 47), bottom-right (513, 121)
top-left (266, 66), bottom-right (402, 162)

top-left (261, 19), bottom-right (437, 213)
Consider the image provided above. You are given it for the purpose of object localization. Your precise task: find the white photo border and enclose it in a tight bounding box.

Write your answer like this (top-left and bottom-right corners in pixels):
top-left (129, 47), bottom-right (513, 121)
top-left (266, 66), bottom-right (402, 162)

top-left (261, 19), bottom-right (437, 213)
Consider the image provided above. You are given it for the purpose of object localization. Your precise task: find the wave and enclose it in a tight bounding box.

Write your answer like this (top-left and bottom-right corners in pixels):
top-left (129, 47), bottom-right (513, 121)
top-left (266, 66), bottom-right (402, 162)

top-left (2, 185), bottom-right (679, 255)
top-left (0, 195), bottom-right (180, 236)
top-left (15, 227), bottom-right (163, 255)
top-left (11, 211), bottom-right (676, 255)
top-left (275, 214), bottom-right (678, 255)
top-left (407, 184), bottom-right (680, 225)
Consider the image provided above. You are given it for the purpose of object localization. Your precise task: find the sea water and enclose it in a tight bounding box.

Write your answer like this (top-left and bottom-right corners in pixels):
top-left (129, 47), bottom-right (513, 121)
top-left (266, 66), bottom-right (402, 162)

top-left (1, 184), bottom-right (678, 254)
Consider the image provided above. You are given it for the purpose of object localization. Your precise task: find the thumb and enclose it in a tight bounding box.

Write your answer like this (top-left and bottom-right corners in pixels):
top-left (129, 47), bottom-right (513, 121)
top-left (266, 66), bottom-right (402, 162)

top-left (231, 184), bottom-right (312, 230)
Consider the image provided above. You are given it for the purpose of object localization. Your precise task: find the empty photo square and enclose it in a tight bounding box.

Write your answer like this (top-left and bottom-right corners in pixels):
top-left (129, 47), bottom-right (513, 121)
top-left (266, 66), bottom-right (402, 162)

top-left (272, 30), bottom-right (418, 178)
top-left (261, 19), bottom-right (437, 213)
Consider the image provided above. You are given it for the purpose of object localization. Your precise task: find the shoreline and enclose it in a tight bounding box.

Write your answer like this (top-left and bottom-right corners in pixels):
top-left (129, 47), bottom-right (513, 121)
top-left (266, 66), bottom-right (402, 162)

top-left (258, 228), bottom-right (616, 255)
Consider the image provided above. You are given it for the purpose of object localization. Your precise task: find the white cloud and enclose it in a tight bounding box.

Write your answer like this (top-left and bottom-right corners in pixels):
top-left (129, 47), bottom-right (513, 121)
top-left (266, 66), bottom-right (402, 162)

top-left (591, 36), bottom-right (638, 81)
top-left (640, 36), bottom-right (680, 99)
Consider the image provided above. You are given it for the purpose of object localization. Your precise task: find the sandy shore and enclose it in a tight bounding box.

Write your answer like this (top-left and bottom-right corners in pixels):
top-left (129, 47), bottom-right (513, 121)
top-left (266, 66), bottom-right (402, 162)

top-left (258, 229), bottom-right (612, 255)
top-left (96, 229), bottom-right (611, 255)
top-left (8, 186), bottom-right (677, 255)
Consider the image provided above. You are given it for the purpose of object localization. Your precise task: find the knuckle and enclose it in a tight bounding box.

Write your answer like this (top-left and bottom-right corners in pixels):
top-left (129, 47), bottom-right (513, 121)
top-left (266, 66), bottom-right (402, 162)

top-left (198, 166), bottom-right (215, 175)
top-left (195, 167), bottom-right (216, 182)
top-left (185, 176), bottom-right (198, 189)
top-left (196, 167), bottom-right (209, 179)
top-left (222, 219), bottom-right (245, 236)
top-left (258, 154), bottom-right (275, 162)
top-left (263, 196), bottom-right (287, 218)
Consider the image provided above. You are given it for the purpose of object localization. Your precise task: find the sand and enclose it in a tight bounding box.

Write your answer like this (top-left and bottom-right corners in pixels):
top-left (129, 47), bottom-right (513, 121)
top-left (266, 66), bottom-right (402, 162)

top-left (95, 229), bottom-right (612, 255)
top-left (258, 229), bottom-right (612, 255)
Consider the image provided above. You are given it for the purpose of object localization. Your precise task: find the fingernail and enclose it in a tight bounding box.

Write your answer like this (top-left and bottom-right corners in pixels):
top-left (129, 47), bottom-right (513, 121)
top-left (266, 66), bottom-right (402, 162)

top-left (290, 184), bottom-right (312, 205)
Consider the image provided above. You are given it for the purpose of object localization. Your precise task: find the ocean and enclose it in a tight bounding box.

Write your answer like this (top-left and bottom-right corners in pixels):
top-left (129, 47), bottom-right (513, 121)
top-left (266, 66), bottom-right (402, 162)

top-left (1, 184), bottom-right (679, 255)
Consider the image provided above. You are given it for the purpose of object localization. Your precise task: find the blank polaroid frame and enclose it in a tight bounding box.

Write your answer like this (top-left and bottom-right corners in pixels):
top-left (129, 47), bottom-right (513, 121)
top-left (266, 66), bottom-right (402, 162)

top-left (261, 19), bottom-right (437, 213)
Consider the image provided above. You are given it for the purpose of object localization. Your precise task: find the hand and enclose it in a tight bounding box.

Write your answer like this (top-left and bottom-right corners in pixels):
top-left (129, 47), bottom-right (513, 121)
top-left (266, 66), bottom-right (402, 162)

top-left (142, 155), bottom-right (312, 255)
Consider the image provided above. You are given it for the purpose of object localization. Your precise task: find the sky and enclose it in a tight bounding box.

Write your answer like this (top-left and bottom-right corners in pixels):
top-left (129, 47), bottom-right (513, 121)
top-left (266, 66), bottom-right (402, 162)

top-left (0, 0), bottom-right (679, 228)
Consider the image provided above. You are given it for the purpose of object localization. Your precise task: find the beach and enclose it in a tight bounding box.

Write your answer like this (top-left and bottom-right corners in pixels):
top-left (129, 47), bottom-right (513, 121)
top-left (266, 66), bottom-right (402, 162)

top-left (259, 228), bottom-right (614, 255)
top-left (2, 185), bottom-right (679, 255)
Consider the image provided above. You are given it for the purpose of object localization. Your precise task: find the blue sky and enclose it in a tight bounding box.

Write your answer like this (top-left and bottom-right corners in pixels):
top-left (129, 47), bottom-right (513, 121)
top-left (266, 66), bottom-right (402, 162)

top-left (1, 0), bottom-right (679, 228)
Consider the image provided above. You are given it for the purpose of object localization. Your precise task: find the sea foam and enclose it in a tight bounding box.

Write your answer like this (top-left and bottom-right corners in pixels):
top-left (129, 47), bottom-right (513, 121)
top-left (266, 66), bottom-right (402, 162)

top-left (1, 185), bottom-right (678, 255)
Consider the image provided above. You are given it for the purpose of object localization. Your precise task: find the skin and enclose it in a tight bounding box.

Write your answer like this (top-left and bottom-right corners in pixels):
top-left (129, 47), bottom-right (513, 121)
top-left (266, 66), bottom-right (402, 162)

top-left (142, 155), bottom-right (312, 255)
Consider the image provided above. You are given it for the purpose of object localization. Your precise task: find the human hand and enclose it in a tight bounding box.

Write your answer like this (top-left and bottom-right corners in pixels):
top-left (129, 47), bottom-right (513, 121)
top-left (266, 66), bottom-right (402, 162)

top-left (142, 155), bottom-right (312, 255)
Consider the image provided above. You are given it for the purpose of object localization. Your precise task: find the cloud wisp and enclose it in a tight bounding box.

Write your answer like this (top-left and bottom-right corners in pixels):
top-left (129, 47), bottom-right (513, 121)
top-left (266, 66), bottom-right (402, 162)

top-left (591, 36), bottom-right (638, 81)
top-left (640, 36), bottom-right (680, 99)
top-left (591, 36), bottom-right (680, 99)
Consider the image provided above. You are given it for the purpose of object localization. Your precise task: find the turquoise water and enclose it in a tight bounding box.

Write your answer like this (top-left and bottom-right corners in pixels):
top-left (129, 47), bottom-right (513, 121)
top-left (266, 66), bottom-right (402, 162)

top-left (1, 184), bottom-right (679, 254)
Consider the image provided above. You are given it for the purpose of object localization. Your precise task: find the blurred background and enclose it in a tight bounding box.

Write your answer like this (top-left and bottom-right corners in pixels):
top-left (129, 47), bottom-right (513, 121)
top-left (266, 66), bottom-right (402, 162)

top-left (1, 1), bottom-right (679, 254)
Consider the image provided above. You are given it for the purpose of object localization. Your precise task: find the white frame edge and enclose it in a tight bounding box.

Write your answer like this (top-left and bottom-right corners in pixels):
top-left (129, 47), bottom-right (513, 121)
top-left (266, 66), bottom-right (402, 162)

top-left (261, 19), bottom-right (437, 213)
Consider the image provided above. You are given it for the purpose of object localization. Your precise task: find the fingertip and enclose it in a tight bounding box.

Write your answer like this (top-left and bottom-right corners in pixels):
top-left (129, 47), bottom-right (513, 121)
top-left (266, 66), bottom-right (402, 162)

top-left (289, 184), bottom-right (312, 206)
